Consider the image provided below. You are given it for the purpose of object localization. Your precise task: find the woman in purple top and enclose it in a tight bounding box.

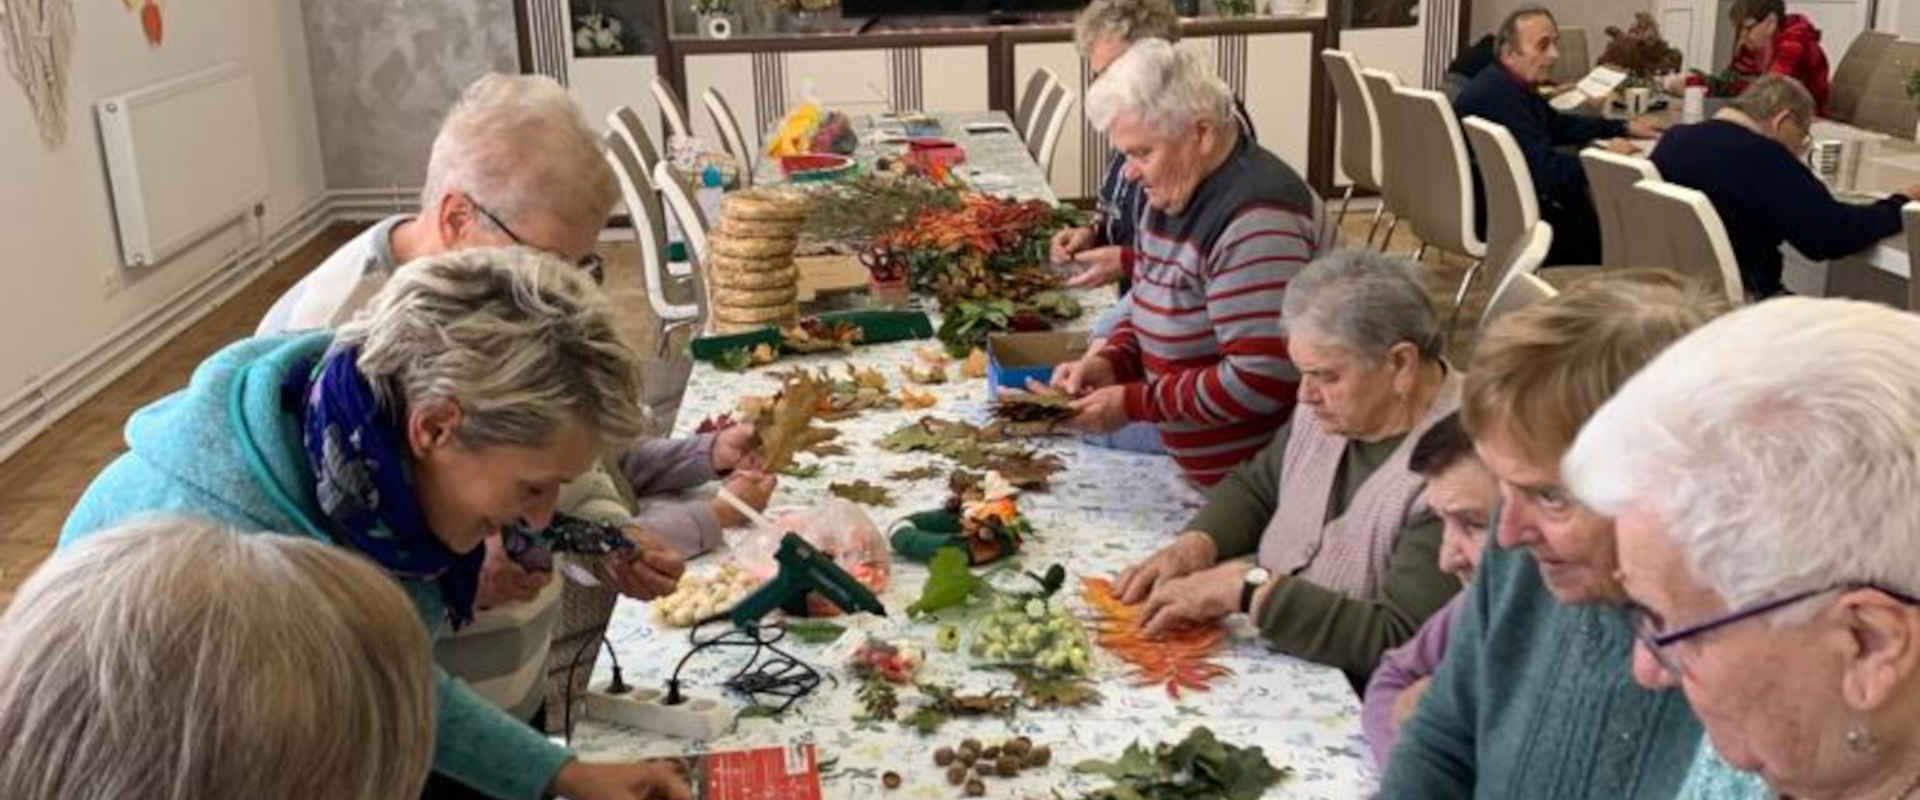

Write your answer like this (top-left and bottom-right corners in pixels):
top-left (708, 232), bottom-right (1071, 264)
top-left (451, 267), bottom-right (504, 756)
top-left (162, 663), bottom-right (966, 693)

top-left (1361, 412), bottom-right (1498, 767)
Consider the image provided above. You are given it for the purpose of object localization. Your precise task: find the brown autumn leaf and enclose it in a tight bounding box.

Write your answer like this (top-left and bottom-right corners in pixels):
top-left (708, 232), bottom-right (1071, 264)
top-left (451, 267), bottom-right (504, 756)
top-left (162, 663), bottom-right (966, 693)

top-left (752, 371), bottom-right (836, 473)
top-left (887, 465), bottom-right (946, 481)
top-left (960, 347), bottom-right (989, 379)
top-left (829, 479), bottom-right (895, 507)
top-left (900, 387), bottom-right (937, 410)
top-left (900, 362), bottom-right (948, 385)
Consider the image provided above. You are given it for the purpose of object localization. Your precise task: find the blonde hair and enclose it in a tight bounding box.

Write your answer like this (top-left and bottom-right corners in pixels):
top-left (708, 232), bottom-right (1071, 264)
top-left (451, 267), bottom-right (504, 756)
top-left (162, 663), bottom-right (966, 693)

top-left (1073, 0), bottom-right (1181, 52)
top-left (0, 517), bottom-right (435, 800)
top-left (1462, 269), bottom-right (1726, 463)
top-left (338, 246), bottom-right (650, 449)
top-left (421, 73), bottom-right (618, 235)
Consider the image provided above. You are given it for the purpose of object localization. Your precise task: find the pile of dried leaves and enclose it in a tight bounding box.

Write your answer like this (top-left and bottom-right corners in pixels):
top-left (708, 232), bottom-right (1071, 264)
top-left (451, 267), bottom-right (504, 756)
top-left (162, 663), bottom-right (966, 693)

top-left (990, 388), bottom-right (1076, 429)
top-left (769, 364), bottom-right (899, 421)
top-left (879, 417), bottom-right (1066, 489)
top-left (796, 172), bottom-right (963, 254)
top-left (781, 318), bottom-right (863, 353)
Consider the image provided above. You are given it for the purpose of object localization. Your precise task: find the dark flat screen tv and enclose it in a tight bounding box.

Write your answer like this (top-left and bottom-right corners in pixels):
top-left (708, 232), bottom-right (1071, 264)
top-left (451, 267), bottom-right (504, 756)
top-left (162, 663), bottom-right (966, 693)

top-left (841, 0), bottom-right (1083, 14)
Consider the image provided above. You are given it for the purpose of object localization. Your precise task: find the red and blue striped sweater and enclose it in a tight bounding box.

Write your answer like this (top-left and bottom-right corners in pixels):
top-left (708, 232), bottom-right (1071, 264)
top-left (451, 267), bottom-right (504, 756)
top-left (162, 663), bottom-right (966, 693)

top-left (1098, 137), bottom-right (1330, 486)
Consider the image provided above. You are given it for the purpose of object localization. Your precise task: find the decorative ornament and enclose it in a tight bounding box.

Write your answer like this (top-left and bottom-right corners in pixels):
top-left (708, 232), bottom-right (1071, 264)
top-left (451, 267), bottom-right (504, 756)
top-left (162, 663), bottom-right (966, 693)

top-left (0, 0), bottom-right (77, 146)
top-left (138, 0), bottom-right (161, 46)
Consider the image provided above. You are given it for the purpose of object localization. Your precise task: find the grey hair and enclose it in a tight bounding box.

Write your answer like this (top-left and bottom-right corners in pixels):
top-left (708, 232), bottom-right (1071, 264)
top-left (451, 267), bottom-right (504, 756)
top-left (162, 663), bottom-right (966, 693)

top-left (420, 73), bottom-right (618, 236)
top-left (1085, 38), bottom-right (1234, 137)
top-left (1732, 74), bottom-right (1815, 127)
top-left (1496, 5), bottom-right (1557, 55)
top-left (1073, 0), bottom-right (1181, 53)
top-left (1565, 298), bottom-right (1920, 622)
top-left (1281, 250), bottom-right (1442, 361)
top-left (337, 246), bottom-right (650, 448)
top-left (0, 516), bottom-right (436, 800)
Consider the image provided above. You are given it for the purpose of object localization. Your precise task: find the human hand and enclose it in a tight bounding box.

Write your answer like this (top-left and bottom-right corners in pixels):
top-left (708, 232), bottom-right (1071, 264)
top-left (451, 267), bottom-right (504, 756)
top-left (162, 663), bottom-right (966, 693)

top-left (1115, 531), bottom-right (1219, 604)
top-left (1048, 354), bottom-right (1116, 396)
top-left (711, 470), bottom-right (776, 527)
top-left (475, 534), bottom-right (551, 610)
top-left (1140, 560), bottom-right (1245, 636)
top-left (1391, 677), bottom-right (1433, 731)
top-left (598, 527), bottom-right (686, 600)
top-left (1064, 385), bottom-right (1130, 434)
top-left (549, 759), bottom-right (691, 800)
top-left (710, 423), bottom-right (759, 472)
top-left (1063, 245), bottom-right (1126, 289)
top-left (1050, 226), bottom-right (1095, 263)
top-left (1603, 138), bottom-right (1639, 155)
top-left (1626, 116), bottom-right (1666, 139)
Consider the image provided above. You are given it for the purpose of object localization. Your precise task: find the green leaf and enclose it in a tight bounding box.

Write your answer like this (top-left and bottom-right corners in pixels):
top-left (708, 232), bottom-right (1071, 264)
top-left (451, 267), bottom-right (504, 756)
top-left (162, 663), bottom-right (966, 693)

top-left (780, 461), bottom-right (824, 478)
top-left (783, 620), bottom-right (846, 644)
top-left (714, 347), bottom-right (755, 372)
top-left (905, 547), bottom-right (978, 617)
top-left (828, 479), bottom-right (895, 507)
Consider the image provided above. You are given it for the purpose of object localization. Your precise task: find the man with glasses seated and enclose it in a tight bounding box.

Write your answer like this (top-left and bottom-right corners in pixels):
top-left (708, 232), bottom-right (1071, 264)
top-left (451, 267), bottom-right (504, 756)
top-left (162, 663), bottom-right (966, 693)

top-left (1650, 75), bottom-right (1918, 300)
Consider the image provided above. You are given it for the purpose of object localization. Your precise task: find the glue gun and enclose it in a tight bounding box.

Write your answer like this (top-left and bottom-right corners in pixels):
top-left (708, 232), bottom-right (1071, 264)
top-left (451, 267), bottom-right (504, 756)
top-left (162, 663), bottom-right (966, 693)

top-left (730, 533), bottom-right (886, 627)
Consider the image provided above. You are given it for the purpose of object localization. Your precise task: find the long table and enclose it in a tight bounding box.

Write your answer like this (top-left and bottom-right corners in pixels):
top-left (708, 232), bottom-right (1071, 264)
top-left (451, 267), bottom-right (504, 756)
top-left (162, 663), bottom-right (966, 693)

top-left (1783, 120), bottom-right (1916, 304)
top-left (756, 110), bottom-right (1058, 204)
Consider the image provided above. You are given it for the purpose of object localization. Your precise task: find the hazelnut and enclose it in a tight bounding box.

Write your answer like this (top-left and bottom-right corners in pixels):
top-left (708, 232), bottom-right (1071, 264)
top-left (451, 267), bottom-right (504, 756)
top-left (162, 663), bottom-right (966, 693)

top-left (1005, 737), bottom-right (1032, 756)
top-left (933, 747), bottom-right (955, 766)
top-left (965, 778), bottom-right (986, 796)
top-left (1027, 745), bottom-right (1052, 767)
top-left (982, 745), bottom-right (1002, 759)
top-left (957, 749), bottom-right (978, 766)
top-left (996, 755), bottom-right (1020, 777)
top-left (883, 771), bottom-right (901, 789)
top-left (946, 764), bottom-right (968, 785)
top-left (961, 738), bottom-right (982, 752)
top-left (975, 761), bottom-right (995, 777)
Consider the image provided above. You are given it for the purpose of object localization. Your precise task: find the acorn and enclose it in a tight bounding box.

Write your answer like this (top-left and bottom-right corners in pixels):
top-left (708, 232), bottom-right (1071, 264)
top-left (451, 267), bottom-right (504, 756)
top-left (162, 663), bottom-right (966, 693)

top-left (957, 748), bottom-right (978, 766)
top-left (946, 765), bottom-right (968, 785)
top-left (961, 738), bottom-right (981, 752)
top-left (883, 771), bottom-right (902, 789)
top-left (933, 747), bottom-right (955, 766)
top-left (1005, 737), bottom-right (1032, 757)
top-left (965, 778), bottom-right (986, 796)
top-left (1026, 745), bottom-right (1052, 767)
top-left (982, 745), bottom-right (1001, 759)
top-left (996, 755), bottom-right (1020, 777)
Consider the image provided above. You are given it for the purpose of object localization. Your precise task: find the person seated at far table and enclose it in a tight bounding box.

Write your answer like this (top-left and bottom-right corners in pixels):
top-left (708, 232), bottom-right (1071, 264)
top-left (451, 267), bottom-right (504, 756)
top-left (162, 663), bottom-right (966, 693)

top-left (1110, 251), bottom-right (1461, 686)
top-left (1381, 271), bottom-right (1724, 799)
top-left (1456, 5), bottom-right (1663, 267)
top-left (1678, 0), bottom-right (1831, 114)
top-left (1361, 411), bottom-right (1498, 768)
top-left (0, 516), bottom-right (438, 800)
top-left (1050, 38), bottom-right (1332, 487)
top-left (1653, 75), bottom-right (1916, 300)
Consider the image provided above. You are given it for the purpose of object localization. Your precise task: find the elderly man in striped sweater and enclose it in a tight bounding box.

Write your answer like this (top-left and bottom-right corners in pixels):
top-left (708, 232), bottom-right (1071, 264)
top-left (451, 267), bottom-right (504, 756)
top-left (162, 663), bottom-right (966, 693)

top-left (1052, 38), bottom-right (1332, 487)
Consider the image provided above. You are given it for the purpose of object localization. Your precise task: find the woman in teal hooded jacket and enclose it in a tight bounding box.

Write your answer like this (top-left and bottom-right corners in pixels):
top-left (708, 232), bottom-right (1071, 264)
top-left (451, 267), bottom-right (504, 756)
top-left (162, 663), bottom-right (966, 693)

top-left (61, 247), bottom-right (691, 800)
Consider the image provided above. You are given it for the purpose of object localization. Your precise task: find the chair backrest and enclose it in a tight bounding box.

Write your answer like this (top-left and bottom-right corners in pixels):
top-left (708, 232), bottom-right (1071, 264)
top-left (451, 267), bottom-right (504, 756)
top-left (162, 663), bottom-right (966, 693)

top-left (603, 131), bottom-right (700, 334)
top-left (703, 87), bottom-right (754, 186)
top-left (651, 75), bottom-right (692, 141)
top-left (1904, 202), bottom-right (1920, 312)
top-left (1463, 116), bottom-right (1539, 281)
top-left (653, 160), bottom-right (711, 269)
top-left (1852, 39), bottom-right (1920, 139)
top-left (1031, 83), bottom-right (1075, 176)
top-left (1829, 30), bottom-right (1895, 123)
top-left (1384, 85), bottom-right (1485, 258)
top-left (1473, 224), bottom-right (1558, 350)
top-left (1580, 148), bottom-right (1662, 271)
top-left (1321, 49), bottom-right (1382, 193)
top-left (608, 106), bottom-right (662, 177)
top-left (1628, 178), bottom-right (1745, 305)
top-left (1550, 27), bottom-right (1591, 86)
top-left (1014, 68), bottom-right (1055, 143)
top-left (1360, 68), bottom-right (1406, 216)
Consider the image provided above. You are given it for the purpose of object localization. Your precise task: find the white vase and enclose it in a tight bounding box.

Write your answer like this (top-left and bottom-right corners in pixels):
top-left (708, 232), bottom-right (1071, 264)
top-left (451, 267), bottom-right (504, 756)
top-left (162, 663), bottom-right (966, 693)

top-left (698, 13), bottom-right (738, 39)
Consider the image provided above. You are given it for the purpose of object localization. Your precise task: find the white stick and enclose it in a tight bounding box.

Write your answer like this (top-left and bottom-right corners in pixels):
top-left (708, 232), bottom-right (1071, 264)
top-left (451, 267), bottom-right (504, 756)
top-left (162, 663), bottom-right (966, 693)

top-left (715, 486), bottom-right (780, 533)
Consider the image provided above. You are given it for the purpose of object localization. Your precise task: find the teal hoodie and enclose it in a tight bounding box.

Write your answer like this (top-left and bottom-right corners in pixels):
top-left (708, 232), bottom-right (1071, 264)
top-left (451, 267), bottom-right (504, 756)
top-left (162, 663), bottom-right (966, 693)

top-left (61, 332), bottom-right (572, 800)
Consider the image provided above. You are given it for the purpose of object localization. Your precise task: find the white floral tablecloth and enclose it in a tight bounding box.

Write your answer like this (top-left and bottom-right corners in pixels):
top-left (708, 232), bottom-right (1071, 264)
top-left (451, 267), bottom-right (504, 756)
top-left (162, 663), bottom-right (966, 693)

top-left (756, 110), bottom-right (1057, 204)
top-left (570, 304), bottom-right (1379, 798)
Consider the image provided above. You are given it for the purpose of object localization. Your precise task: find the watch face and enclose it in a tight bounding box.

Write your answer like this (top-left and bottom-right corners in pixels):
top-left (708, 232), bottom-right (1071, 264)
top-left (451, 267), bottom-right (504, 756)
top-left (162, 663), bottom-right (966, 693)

top-left (1245, 567), bottom-right (1272, 586)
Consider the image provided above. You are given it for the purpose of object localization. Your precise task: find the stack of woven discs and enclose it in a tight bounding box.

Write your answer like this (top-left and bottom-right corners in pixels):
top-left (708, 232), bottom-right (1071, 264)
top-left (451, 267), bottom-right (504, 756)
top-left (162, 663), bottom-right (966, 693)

top-left (707, 188), bottom-right (813, 333)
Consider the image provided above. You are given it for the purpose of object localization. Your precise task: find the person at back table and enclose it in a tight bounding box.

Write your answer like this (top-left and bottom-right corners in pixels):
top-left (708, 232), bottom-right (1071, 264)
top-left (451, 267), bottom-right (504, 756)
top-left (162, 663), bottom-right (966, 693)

top-left (1652, 75), bottom-right (1915, 300)
top-left (1454, 5), bottom-right (1663, 266)
top-left (1676, 0), bottom-right (1831, 115)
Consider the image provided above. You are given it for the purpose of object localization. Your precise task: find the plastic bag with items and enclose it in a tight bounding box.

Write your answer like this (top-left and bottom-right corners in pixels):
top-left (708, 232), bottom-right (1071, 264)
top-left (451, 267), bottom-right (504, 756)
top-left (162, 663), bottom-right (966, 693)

top-left (732, 499), bottom-right (892, 616)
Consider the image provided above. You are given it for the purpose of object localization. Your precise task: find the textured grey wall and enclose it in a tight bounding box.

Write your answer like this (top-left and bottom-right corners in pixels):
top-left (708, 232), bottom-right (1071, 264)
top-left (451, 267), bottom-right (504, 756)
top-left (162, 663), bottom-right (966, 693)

top-left (302, 0), bottom-right (518, 190)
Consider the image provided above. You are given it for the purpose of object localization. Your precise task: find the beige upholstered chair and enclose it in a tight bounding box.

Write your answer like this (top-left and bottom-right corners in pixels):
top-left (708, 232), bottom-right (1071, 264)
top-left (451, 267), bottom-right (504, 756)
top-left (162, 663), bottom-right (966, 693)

top-left (604, 131), bottom-right (705, 354)
top-left (1904, 202), bottom-right (1920, 311)
top-left (1628, 178), bottom-right (1746, 305)
top-left (702, 87), bottom-right (755, 186)
top-left (1829, 30), bottom-right (1895, 124)
top-left (1360, 68), bottom-right (1408, 251)
top-left (654, 160), bottom-right (712, 276)
top-left (650, 75), bottom-right (693, 142)
top-left (1322, 49), bottom-right (1389, 244)
top-left (1029, 81), bottom-right (1076, 177)
top-left (1472, 221), bottom-right (1556, 352)
top-left (1852, 39), bottom-right (1920, 139)
top-left (1014, 68), bottom-right (1059, 145)
top-left (1549, 27), bottom-right (1591, 87)
top-left (1462, 116), bottom-right (1540, 288)
top-left (1381, 85), bottom-right (1487, 325)
top-left (1580, 148), bottom-right (1662, 271)
top-left (607, 107), bottom-right (692, 281)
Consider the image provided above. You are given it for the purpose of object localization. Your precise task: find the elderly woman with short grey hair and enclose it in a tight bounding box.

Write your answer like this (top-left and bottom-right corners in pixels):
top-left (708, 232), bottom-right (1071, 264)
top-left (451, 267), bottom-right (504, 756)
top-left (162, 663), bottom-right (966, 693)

top-left (1112, 251), bottom-right (1461, 684)
top-left (1566, 297), bottom-right (1920, 800)
top-left (1052, 38), bottom-right (1330, 487)
top-left (61, 248), bottom-right (691, 800)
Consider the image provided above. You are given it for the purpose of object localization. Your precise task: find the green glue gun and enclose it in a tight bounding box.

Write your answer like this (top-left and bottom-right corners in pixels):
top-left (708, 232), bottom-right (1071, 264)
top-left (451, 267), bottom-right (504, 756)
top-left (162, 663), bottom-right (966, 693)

top-left (730, 533), bottom-right (887, 628)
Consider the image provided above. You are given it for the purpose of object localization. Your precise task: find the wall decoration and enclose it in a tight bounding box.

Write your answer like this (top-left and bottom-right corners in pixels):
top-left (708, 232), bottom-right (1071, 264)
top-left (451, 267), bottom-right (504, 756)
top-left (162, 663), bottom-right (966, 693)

top-left (120, 0), bottom-right (160, 46)
top-left (1, 0), bottom-right (77, 146)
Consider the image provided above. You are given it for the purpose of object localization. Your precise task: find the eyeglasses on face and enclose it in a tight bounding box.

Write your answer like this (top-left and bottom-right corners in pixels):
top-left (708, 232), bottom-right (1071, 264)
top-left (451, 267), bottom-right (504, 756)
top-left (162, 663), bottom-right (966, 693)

top-left (467, 194), bottom-right (605, 285)
top-left (1630, 582), bottom-right (1920, 677)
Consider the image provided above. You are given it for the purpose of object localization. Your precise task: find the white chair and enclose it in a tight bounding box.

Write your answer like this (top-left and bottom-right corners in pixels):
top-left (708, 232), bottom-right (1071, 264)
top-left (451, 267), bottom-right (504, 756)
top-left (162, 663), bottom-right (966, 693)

top-left (1629, 178), bottom-right (1746, 306)
top-left (651, 75), bottom-right (692, 141)
top-left (1580, 148), bottom-right (1662, 272)
top-left (604, 132), bottom-right (704, 354)
top-left (608, 107), bottom-right (692, 281)
top-left (1905, 202), bottom-right (1920, 311)
top-left (1013, 68), bottom-right (1058, 144)
top-left (1462, 116), bottom-right (1540, 288)
top-left (1472, 221), bottom-right (1558, 351)
top-left (1029, 82), bottom-right (1075, 178)
top-left (1321, 49), bottom-right (1388, 245)
top-left (703, 87), bottom-right (755, 186)
top-left (1359, 68), bottom-right (1407, 251)
top-left (1381, 85), bottom-right (1487, 330)
top-left (653, 160), bottom-right (712, 273)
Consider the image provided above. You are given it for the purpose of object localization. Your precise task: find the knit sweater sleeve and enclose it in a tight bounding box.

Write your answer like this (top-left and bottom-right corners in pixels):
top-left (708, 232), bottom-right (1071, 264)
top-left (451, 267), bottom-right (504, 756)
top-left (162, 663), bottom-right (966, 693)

top-left (432, 665), bottom-right (573, 799)
top-left (618, 434), bottom-right (720, 495)
top-left (1759, 157), bottom-right (1907, 260)
top-left (1119, 204), bottom-right (1306, 425)
top-left (1379, 536), bottom-right (1503, 795)
top-left (1186, 421), bottom-right (1292, 559)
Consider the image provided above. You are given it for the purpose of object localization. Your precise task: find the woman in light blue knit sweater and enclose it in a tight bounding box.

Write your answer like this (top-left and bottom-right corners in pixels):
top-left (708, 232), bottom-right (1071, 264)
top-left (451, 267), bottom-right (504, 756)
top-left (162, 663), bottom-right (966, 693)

top-left (60, 248), bottom-right (691, 800)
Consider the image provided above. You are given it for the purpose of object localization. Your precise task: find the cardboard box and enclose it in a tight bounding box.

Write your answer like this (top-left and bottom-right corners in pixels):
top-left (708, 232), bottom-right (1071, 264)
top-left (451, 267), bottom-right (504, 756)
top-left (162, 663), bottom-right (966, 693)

top-left (986, 331), bottom-right (1088, 396)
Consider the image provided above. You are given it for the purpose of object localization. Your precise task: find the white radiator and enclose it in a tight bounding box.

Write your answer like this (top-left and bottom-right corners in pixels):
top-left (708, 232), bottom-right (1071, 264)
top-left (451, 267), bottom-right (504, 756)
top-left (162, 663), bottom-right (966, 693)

top-left (95, 62), bottom-right (269, 269)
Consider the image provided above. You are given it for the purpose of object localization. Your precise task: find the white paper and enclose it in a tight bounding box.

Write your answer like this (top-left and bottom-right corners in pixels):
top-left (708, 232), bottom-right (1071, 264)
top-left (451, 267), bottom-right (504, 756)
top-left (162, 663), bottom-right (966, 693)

top-left (1549, 65), bottom-right (1629, 111)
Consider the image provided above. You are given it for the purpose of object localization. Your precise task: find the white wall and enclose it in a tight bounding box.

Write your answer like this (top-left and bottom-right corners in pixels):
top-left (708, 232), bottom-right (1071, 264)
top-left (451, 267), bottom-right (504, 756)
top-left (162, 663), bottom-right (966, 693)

top-left (0, 0), bottom-right (324, 402)
top-left (1470, 0), bottom-right (1656, 42)
top-left (1879, 0), bottom-right (1920, 37)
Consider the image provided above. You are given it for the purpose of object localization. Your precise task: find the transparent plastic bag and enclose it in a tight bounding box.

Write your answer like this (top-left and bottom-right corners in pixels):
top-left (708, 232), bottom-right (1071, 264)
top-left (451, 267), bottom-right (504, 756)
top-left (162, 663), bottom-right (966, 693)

top-left (732, 499), bottom-right (892, 615)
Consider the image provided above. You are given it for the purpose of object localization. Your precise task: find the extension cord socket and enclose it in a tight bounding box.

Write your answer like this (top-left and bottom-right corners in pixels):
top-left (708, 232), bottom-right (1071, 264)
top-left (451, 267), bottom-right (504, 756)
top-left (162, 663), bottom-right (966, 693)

top-left (582, 682), bottom-right (737, 740)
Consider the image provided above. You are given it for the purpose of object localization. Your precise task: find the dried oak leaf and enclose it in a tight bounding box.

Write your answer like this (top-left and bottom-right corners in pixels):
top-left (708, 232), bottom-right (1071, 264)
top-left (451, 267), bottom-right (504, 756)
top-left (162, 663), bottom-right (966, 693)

top-left (829, 479), bottom-right (895, 507)
top-left (900, 387), bottom-right (938, 410)
top-left (887, 465), bottom-right (946, 481)
top-left (753, 372), bottom-right (836, 473)
top-left (960, 347), bottom-right (989, 379)
top-left (900, 362), bottom-right (949, 385)
top-left (990, 388), bottom-right (1075, 424)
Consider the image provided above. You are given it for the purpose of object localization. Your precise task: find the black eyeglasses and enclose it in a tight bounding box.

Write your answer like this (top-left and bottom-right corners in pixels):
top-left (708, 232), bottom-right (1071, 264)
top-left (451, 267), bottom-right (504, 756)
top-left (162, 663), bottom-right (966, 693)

top-left (468, 194), bottom-right (606, 285)
top-left (1630, 582), bottom-right (1920, 677)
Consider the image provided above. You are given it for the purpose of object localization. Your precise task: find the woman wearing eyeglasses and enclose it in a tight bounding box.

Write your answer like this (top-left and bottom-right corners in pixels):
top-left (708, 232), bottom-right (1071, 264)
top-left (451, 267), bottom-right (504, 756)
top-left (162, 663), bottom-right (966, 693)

top-left (1566, 297), bottom-right (1920, 800)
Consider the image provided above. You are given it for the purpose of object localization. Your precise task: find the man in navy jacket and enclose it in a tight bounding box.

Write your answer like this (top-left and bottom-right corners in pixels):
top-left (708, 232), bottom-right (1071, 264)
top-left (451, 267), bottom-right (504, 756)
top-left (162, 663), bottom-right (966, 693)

top-left (1455, 6), bottom-right (1662, 265)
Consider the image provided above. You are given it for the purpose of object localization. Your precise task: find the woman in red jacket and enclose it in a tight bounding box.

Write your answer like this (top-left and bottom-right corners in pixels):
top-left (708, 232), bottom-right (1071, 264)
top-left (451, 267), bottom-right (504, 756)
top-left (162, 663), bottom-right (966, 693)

top-left (1682, 0), bottom-right (1832, 114)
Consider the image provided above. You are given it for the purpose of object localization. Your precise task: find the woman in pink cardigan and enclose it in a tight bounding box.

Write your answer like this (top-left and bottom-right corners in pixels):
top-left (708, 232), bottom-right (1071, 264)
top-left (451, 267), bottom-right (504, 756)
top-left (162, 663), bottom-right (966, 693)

top-left (1361, 412), bottom-right (1498, 767)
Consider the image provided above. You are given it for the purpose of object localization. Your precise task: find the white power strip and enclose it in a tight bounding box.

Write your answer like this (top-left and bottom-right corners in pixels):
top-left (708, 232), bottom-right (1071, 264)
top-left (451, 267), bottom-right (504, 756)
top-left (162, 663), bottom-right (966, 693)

top-left (582, 681), bottom-right (737, 740)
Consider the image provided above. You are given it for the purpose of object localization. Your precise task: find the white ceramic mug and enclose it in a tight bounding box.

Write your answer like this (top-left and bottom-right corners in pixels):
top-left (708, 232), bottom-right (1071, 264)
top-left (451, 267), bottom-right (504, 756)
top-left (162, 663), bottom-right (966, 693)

top-left (1625, 87), bottom-right (1653, 117)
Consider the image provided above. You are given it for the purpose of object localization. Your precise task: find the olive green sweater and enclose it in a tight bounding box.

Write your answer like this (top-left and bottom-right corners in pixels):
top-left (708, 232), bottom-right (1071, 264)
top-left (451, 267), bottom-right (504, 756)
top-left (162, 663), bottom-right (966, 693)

top-left (1187, 422), bottom-right (1459, 685)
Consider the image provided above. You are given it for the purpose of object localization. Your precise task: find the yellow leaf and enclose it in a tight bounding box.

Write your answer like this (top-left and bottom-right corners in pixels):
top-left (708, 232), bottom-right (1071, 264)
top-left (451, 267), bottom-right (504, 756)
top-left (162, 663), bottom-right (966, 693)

top-left (900, 387), bottom-right (937, 410)
top-left (961, 348), bottom-right (989, 379)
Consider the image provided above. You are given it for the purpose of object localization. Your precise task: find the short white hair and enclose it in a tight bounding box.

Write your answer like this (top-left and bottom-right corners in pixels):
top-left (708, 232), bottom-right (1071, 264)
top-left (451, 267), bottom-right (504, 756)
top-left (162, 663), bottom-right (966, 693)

top-left (1085, 38), bottom-right (1234, 137)
top-left (420, 73), bottom-right (617, 234)
top-left (1282, 250), bottom-right (1442, 362)
top-left (1565, 298), bottom-right (1920, 619)
top-left (0, 516), bottom-right (435, 800)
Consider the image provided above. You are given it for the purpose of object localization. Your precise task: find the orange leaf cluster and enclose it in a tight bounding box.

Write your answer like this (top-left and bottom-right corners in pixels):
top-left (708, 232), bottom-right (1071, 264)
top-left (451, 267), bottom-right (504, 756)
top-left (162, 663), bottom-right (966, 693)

top-left (1081, 577), bottom-right (1233, 699)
